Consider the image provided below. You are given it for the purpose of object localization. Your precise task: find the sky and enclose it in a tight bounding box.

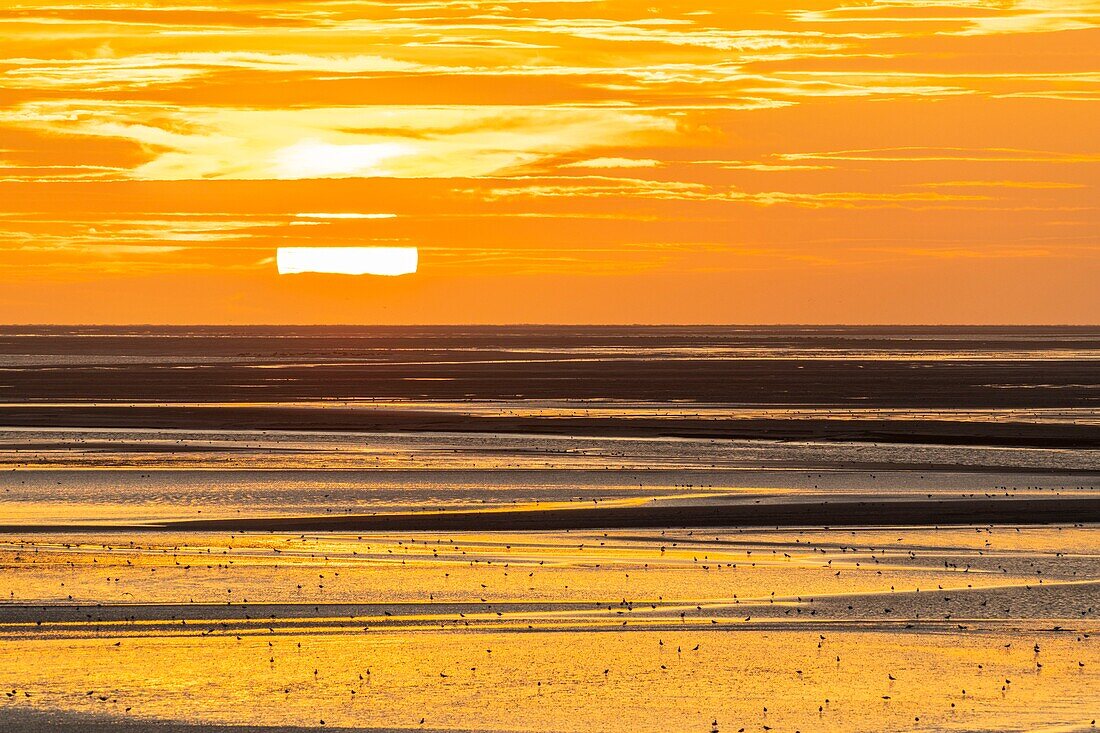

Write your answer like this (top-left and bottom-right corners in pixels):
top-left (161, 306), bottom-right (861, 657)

top-left (1, 0), bottom-right (1098, 324)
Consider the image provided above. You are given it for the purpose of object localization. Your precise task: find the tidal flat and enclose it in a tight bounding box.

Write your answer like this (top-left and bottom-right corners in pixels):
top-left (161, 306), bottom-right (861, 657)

top-left (0, 327), bottom-right (1097, 731)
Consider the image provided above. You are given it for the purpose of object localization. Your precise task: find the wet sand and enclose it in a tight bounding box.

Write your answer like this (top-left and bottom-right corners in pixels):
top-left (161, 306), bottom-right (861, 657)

top-left (2, 325), bottom-right (1098, 448)
top-left (6, 627), bottom-right (1091, 733)
top-left (1, 527), bottom-right (1097, 732)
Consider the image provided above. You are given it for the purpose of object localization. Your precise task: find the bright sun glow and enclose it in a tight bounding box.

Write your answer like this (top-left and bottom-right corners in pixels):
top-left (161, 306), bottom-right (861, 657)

top-left (276, 247), bottom-right (418, 276)
top-left (273, 140), bottom-right (411, 179)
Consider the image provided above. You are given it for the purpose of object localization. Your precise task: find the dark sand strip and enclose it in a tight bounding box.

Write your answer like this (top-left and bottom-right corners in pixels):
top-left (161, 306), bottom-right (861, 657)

top-left (2, 406), bottom-right (1099, 448)
top-left (0, 709), bottom-right (453, 733)
top-left (0, 602), bottom-right (601, 624)
top-left (1, 497), bottom-right (1097, 534)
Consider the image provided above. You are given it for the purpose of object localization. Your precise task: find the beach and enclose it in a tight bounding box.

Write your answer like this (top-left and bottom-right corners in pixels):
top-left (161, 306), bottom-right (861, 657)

top-left (0, 326), bottom-right (1097, 731)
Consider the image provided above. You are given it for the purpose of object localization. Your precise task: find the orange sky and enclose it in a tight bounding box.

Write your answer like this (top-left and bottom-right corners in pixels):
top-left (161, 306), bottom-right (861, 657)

top-left (1, 0), bottom-right (1098, 324)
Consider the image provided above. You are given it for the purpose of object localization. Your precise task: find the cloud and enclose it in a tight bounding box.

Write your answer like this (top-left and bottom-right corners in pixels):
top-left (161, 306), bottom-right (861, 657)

top-left (560, 158), bottom-right (662, 169)
top-left (293, 213), bottom-right (398, 219)
top-left (0, 52), bottom-right (425, 90)
top-left (474, 178), bottom-right (996, 208)
top-left (2, 102), bottom-right (678, 180)
top-left (777, 147), bottom-right (1100, 163)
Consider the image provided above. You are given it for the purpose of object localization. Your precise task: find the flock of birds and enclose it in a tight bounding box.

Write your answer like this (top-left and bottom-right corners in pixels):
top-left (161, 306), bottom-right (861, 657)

top-left (0, 525), bottom-right (1096, 731)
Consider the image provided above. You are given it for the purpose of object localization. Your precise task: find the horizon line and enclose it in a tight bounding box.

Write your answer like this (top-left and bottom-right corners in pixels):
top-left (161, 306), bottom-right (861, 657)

top-left (3, 323), bottom-right (1098, 329)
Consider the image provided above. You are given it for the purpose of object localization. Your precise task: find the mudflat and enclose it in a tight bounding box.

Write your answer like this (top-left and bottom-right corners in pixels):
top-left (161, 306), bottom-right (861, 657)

top-left (1, 327), bottom-right (1098, 732)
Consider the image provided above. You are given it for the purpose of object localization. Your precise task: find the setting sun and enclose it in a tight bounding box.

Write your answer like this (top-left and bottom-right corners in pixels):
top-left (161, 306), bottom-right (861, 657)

top-left (276, 246), bottom-right (418, 276)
